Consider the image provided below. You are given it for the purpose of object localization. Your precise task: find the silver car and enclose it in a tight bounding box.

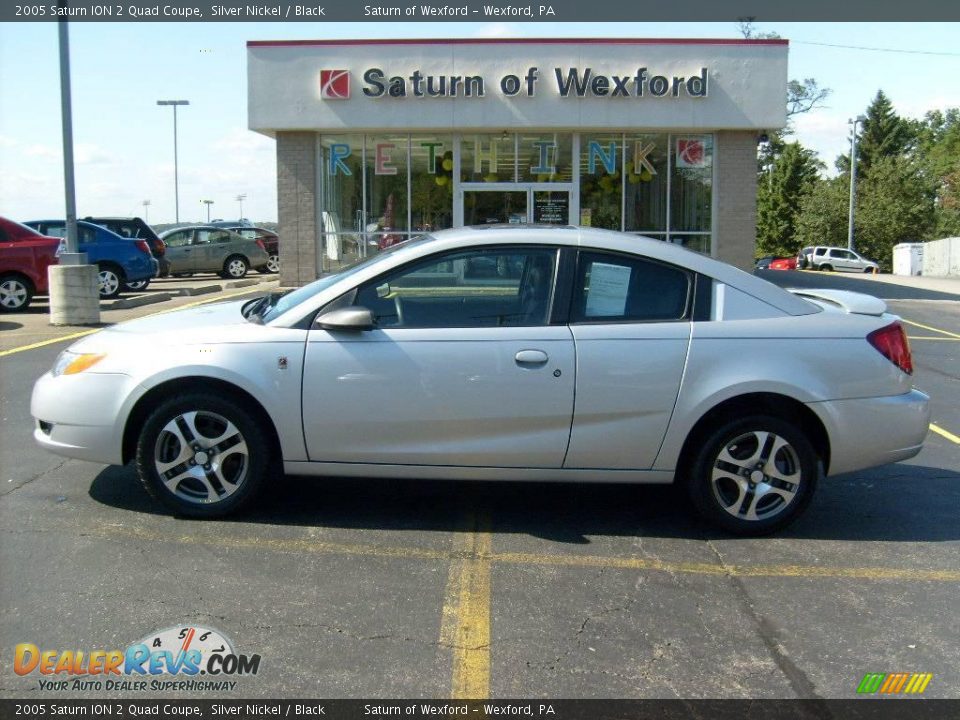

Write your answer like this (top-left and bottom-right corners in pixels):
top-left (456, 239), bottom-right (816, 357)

top-left (804, 246), bottom-right (880, 273)
top-left (159, 226), bottom-right (270, 279)
top-left (31, 227), bottom-right (929, 535)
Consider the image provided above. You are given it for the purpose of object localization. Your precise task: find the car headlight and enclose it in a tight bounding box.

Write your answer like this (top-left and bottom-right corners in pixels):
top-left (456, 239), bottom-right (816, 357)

top-left (52, 351), bottom-right (106, 377)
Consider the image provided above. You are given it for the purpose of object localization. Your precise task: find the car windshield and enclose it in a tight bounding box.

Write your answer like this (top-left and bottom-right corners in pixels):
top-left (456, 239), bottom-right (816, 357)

top-left (258, 235), bottom-right (432, 324)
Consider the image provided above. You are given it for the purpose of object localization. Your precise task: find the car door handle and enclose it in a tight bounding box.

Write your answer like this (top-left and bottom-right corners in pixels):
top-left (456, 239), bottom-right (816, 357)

top-left (515, 350), bottom-right (549, 366)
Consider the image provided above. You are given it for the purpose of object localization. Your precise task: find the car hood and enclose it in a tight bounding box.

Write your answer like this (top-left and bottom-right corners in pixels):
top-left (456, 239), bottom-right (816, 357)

top-left (70, 300), bottom-right (254, 352)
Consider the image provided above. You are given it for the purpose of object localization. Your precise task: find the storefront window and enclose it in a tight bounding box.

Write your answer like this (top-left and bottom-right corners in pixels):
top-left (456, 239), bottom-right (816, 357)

top-left (320, 134), bottom-right (364, 265)
top-left (579, 134), bottom-right (622, 230)
top-left (670, 135), bottom-right (713, 233)
top-left (461, 134), bottom-right (517, 183)
top-left (365, 135), bottom-right (409, 250)
top-left (518, 133), bottom-right (573, 183)
top-left (671, 233), bottom-right (712, 255)
top-left (624, 133), bottom-right (668, 233)
top-left (411, 135), bottom-right (454, 232)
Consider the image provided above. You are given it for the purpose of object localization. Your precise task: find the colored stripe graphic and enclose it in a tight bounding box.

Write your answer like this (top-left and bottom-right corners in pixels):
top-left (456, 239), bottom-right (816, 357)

top-left (858, 672), bottom-right (932, 694)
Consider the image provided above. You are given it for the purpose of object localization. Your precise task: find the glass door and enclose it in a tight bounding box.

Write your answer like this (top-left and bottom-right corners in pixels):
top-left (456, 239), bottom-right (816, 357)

top-left (459, 186), bottom-right (572, 226)
top-left (462, 190), bottom-right (528, 226)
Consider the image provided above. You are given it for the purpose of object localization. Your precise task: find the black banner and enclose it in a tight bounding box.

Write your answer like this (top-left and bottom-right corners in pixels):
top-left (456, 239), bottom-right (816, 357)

top-left (2, 700), bottom-right (960, 720)
top-left (3, 0), bottom-right (960, 22)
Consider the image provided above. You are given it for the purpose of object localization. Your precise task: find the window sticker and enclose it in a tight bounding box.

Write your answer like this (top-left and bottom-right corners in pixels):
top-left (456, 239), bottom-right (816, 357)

top-left (585, 262), bottom-right (631, 317)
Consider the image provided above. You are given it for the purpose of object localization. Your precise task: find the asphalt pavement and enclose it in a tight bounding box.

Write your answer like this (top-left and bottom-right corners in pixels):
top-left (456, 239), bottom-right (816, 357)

top-left (1, 270), bottom-right (958, 700)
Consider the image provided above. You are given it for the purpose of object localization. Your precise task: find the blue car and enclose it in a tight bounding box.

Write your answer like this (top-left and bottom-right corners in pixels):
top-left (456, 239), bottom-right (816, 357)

top-left (23, 220), bottom-right (158, 298)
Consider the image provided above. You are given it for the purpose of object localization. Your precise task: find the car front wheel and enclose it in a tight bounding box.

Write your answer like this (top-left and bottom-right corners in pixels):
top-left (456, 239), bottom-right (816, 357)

top-left (0, 275), bottom-right (34, 312)
top-left (222, 255), bottom-right (248, 279)
top-left (135, 393), bottom-right (269, 518)
top-left (124, 279), bottom-right (150, 291)
top-left (686, 415), bottom-right (819, 535)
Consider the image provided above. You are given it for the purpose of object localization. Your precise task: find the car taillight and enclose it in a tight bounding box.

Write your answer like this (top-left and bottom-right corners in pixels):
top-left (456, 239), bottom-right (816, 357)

top-left (867, 321), bottom-right (913, 375)
top-left (256, 238), bottom-right (266, 251)
top-left (153, 239), bottom-right (166, 256)
top-left (135, 240), bottom-right (151, 255)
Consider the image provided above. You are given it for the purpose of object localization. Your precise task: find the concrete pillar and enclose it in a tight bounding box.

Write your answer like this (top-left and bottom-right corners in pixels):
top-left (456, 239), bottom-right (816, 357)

top-left (48, 265), bottom-right (100, 326)
top-left (276, 131), bottom-right (319, 287)
top-left (714, 130), bottom-right (759, 272)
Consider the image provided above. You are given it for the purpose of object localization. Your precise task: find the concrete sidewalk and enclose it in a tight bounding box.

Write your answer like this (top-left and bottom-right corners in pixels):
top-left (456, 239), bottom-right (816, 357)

top-left (857, 272), bottom-right (960, 297)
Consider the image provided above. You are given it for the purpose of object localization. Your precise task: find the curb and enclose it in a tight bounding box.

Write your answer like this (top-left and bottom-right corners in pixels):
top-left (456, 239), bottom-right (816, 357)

top-left (178, 285), bottom-right (222, 297)
top-left (105, 293), bottom-right (173, 310)
top-left (223, 279), bottom-right (261, 289)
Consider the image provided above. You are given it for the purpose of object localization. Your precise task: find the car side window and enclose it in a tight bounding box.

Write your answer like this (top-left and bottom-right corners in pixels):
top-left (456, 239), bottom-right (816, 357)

top-left (210, 230), bottom-right (233, 243)
top-left (80, 226), bottom-right (97, 244)
top-left (354, 246), bottom-right (557, 328)
top-left (163, 231), bottom-right (190, 248)
top-left (571, 251), bottom-right (690, 323)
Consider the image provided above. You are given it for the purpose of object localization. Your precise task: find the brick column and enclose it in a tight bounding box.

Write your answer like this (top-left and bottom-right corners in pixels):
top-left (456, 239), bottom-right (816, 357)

top-left (714, 131), bottom-right (759, 272)
top-left (276, 132), bottom-right (318, 287)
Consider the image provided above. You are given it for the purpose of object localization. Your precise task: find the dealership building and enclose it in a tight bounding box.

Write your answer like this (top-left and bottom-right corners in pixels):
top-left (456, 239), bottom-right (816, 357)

top-left (247, 38), bottom-right (788, 285)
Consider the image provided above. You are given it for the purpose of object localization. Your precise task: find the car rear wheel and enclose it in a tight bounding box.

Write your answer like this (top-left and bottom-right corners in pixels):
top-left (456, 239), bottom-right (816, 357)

top-left (0, 275), bottom-right (33, 312)
top-left (98, 265), bottom-right (124, 299)
top-left (135, 393), bottom-right (269, 518)
top-left (222, 255), bottom-right (248, 279)
top-left (818, 264), bottom-right (833, 272)
top-left (259, 254), bottom-right (279, 274)
top-left (123, 279), bottom-right (150, 292)
top-left (686, 415), bottom-right (819, 536)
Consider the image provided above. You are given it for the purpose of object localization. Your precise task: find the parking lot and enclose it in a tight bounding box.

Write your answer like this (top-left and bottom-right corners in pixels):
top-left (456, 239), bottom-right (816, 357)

top-left (1, 270), bottom-right (958, 699)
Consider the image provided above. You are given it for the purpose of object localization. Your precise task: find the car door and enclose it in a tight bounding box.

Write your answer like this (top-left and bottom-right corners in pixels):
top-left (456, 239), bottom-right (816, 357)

top-left (828, 248), bottom-right (852, 271)
top-left (564, 250), bottom-right (693, 470)
top-left (301, 245), bottom-right (576, 468)
top-left (162, 230), bottom-right (195, 273)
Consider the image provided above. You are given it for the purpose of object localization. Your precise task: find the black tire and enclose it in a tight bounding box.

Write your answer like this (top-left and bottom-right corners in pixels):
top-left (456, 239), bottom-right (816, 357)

top-left (685, 415), bottom-right (819, 536)
top-left (818, 264), bottom-right (833, 272)
top-left (135, 393), bottom-right (270, 518)
top-left (222, 255), bottom-right (248, 279)
top-left (123, 279), bottom-right (150, 292)
top-left (0, 274), bottom-right (34, 312)
top-left (98, 264), bottom-right (125, 299)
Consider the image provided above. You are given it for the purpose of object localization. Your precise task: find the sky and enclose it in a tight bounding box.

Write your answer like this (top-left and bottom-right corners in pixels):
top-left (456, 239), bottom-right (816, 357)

top-left (1, 21), bottom-right (959, 225)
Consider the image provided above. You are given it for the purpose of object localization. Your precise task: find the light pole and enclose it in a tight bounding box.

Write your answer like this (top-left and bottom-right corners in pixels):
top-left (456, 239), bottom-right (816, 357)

top-left (141, 199), bottom-right (150, 222)
top-left (156, 99), bottom-right (189, 222)
top-left (235, 193), bottom-right (246, 220)
top-left (202, 199), bottom-right (214, 223)
top-left (847, 114), bottom-right (866, 252)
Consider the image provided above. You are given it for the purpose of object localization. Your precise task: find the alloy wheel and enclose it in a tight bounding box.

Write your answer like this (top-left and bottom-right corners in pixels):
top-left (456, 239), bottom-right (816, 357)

top-left (710, 430), bottom-right (802, 522)
top-left (98, 269), bottom-right (121, 297)
top-left (153, 410), bottom-right (249, 505)
top-left (266, 254), bottom-right (279, 273)
top-left (0, 278), bottom-right (29, 310)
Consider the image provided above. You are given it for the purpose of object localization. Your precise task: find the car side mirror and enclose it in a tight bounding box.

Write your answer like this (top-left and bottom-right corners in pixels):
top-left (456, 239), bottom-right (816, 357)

top-left (315, 306), bottom-right (375, 331)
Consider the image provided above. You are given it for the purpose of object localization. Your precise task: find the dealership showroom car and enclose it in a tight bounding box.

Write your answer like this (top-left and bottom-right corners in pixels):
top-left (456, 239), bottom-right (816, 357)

top-left (30, 227), bottom-right (930, 535)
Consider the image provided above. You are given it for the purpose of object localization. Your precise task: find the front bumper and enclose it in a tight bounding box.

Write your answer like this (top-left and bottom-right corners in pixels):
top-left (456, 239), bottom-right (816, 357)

top-left (808, 389), bottom-right (931, 476)
top-left (31, 370), bottom-right (140, 465)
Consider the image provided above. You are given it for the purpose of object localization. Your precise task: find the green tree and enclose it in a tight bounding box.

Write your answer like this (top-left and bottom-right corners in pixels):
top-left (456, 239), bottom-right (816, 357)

top-left (756, 142), bottom-right (823, 256)
top-left (914, 108), bottom-right (960, 237)
top-left (856, 156), bottom-right (936, 269)
top-left (838, 90), bottom-right (914, 174)
top-left (795, 176), bottom-right (850, 250)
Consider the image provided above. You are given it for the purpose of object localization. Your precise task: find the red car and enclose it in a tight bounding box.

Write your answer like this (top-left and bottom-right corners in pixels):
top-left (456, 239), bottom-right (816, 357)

top-left (0, 217), bottom-right (61, 311)
top-left (769, 256), bottom-right (798, 271)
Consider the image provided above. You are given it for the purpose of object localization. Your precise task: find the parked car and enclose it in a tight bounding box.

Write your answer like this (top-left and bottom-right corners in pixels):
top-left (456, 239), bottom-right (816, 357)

top-left (217, 226), bottom-right (279, 274)
top-left (31, 227), bottom-right (929, 535)
top-left (0, 217), bottom-right (60, 312)
top-left (755, 255), bottom-right (796, 271)
top-left (769, 256), bottom-right (797, 271)
top-left (23, 220), bottom-right (158, 298)
top-left (801, 246), bottom-right (880, 273)
top-left (83, 216), bottom-right (170, 283)
top-left (158, 226), bottom-right (270, 279)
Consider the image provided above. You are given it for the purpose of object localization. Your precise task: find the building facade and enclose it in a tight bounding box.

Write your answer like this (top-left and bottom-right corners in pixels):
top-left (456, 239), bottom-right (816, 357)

top-left (247, 38), bottom-right (788, 285)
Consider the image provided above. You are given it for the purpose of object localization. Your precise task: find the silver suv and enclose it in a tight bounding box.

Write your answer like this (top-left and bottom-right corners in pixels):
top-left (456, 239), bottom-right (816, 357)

top-left (798, 246), bottom-right (879, 273)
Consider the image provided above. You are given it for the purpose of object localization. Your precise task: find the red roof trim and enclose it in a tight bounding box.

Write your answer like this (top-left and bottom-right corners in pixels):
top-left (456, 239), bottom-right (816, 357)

top-left (246, 38), bottom-right (789, 48)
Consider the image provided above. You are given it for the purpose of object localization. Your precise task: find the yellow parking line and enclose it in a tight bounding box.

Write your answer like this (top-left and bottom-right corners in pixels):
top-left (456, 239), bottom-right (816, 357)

top-left (0, 286), bottom-right (272, 358)
top-left (0, 328), bottom-right (100, 358)
top-left (440, 512), bottom-right (492, 700)
top-left (901, 319), bottom-right (960, 339)
top-left (930, 423), bottom-right (960, 445)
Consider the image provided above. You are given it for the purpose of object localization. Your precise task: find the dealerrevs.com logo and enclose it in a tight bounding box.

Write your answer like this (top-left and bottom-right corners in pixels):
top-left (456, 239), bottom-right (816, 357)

top-left (14, 625), bottom-right (261, 692)
top-left (320, 69), bottom-right (350, 99)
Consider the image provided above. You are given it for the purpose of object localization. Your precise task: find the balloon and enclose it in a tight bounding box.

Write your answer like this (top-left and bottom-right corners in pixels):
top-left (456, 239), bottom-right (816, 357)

top-left (435, 175), bottom-right (448, 186)
top-left (640, 169), bottom-right (653, 181)
top-left (627, 174), bottom-right (640, 184)
top-left (484, 173), bottom-right (498, 183)
top-left (442, 158), bottom-right (453, 171)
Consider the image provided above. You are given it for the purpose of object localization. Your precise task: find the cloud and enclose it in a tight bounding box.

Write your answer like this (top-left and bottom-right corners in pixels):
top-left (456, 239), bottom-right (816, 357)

top-left (74, 143), bottom-right (114, 166)
top-left (24, 144), bottom-right (58, 159)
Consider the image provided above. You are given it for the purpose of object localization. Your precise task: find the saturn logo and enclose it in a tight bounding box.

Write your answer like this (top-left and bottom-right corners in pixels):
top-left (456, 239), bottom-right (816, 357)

top-left (320, 70), bottom-right (350, 99)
